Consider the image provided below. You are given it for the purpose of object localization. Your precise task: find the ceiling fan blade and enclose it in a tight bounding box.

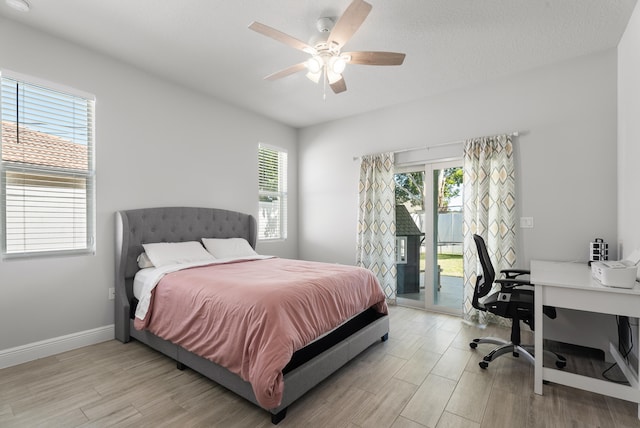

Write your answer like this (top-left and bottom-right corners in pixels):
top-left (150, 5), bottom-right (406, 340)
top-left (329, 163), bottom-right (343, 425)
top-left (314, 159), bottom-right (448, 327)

top-left (264, 62), bottom-right (307, 81)
top-left (344, 51), bottom-right (406, 66)
top-left (330, 76), bottom-right (347, 94)
top-left (328, 0), bottom-right (372, 48)
top-left (248, 21), bottom-right (316, 54)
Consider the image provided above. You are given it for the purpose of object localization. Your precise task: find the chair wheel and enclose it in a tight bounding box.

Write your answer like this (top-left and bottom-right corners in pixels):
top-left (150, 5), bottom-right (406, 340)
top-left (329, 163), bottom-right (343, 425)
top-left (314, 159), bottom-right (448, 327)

top-left (469, 342), bottom-right (477, 349)
top-left (479, 361), bottom-right (489, 369)
top-left (555, 360), bottom-right (566, 369)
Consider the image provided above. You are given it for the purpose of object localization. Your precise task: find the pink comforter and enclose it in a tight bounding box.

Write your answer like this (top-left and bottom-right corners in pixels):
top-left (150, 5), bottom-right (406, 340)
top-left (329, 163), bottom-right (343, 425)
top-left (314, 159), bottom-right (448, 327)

top-left (134, 257), bottom-right (387, 409)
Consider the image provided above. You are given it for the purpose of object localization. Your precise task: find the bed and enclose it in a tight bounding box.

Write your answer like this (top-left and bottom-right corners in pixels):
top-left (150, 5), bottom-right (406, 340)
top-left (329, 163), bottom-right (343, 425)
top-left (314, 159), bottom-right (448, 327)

top-left (114, 206), bottom-right (389, 424)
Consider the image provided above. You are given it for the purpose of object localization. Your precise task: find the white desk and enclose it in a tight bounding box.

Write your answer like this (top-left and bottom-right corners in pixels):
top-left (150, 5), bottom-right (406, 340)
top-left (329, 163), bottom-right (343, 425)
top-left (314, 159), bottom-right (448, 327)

top-left (531, 260), bottom-right (640, 418)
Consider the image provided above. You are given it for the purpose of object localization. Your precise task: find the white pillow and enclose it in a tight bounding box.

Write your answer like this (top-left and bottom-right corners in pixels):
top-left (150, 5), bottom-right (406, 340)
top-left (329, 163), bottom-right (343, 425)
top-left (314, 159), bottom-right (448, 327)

top-left (137, 252), bottom-right (155, 269)
top-left (201, 238), bottom-right (257, 258)
top-left (142, 241), bottom-right (215, 267)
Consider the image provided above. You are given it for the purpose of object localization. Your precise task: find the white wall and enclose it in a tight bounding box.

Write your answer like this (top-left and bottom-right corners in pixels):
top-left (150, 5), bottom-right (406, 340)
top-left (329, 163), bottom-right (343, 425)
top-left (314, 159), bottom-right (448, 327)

top-left (0, 18), bottom-right (298, 353)
top-left (298, 50), bottom-right (618, 267)
top-left (618, 1), bottom-right (640, 260)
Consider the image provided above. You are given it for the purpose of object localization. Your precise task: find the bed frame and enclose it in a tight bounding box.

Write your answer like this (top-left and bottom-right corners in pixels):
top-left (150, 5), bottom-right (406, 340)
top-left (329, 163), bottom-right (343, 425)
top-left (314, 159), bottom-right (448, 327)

top-left (114, 206), bottom-right (389, 424)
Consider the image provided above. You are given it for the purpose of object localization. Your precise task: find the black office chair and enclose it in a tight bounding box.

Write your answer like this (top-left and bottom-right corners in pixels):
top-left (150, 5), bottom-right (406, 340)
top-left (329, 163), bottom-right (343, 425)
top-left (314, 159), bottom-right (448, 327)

top-left (469, 234), bottom-right (566, 369)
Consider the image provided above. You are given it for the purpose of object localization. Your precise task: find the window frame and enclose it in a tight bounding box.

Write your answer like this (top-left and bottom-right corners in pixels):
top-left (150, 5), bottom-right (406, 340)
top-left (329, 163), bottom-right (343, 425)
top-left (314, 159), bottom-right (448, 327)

top-left (258, 143), bottom-right (288, 241)
top-left (0, 70), bottom-right (96, 259)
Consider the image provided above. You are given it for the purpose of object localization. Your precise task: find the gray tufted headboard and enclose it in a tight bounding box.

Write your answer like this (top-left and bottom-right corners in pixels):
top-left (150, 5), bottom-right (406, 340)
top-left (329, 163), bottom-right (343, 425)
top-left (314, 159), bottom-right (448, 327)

top-left (114, 206), bottom-right (257, 342)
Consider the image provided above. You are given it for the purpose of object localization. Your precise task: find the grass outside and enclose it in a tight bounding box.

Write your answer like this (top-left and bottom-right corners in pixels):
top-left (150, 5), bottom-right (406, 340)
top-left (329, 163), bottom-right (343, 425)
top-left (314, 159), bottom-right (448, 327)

top-left (420, 253), bottom-right (463, 277)
top-left (438, 253), bottom-right (463, 277)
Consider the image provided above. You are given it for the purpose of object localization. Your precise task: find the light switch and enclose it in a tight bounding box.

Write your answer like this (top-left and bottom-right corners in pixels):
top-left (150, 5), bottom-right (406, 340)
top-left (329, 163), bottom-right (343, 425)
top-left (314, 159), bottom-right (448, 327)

top-left (520, 217), bottom-right (534, 228)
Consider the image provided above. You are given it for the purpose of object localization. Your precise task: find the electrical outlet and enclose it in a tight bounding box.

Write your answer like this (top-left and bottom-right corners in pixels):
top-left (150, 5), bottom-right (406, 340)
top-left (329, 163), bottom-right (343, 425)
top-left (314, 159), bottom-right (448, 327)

top-left (108, 287), bottom-right (115, 300)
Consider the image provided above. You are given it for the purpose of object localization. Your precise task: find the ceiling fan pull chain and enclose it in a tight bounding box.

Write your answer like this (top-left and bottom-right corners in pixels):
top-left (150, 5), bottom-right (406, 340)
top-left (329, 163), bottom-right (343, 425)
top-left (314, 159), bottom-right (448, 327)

top-left (323, 68), bottom-right (327, 101)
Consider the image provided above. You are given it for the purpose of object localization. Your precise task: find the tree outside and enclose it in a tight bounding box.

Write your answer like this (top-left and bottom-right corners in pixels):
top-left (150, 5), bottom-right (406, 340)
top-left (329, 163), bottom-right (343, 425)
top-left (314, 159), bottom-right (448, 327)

top-left (395, 168), bottom-right (462, 212)
top-left (394, 171), bottom-right (424, 209)
top-left (395, 167), bottom-right (463, 278)
top-left (437, 167), bottom-right (463, 212)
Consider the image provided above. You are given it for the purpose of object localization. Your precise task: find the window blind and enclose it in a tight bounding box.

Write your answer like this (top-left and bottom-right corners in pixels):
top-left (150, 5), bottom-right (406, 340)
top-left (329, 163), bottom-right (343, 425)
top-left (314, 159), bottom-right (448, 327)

top-left (258, 144), bottom-right (287, 240)
top-left (1, 73), bottom-right (95, 257)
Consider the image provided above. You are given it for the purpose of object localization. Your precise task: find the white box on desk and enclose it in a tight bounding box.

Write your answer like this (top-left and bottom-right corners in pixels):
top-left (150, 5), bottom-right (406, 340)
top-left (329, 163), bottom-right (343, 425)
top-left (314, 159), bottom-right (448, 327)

top-left (591, 261), bottom-right (638, 288)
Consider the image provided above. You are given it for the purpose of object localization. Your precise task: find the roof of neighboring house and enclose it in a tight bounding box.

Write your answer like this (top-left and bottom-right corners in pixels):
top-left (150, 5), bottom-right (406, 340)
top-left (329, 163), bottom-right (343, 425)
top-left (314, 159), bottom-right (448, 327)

top-left (1, 121), bottom-right (88, 170)
top-left (396, 204), bottom-right (423, 236)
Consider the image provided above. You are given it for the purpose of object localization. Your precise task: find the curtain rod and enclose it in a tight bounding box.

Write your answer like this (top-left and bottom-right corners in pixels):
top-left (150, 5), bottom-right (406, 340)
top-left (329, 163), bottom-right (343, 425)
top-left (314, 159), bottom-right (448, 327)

top-left (353, 131), bottom-right (524, 161)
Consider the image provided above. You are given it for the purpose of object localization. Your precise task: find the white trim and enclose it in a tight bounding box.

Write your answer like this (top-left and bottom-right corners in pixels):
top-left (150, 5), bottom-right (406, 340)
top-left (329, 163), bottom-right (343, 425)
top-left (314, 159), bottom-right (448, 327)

top-left (0, 325), bottom-right (114, 369)
top-left (0, 68), bottom-right (96, 100)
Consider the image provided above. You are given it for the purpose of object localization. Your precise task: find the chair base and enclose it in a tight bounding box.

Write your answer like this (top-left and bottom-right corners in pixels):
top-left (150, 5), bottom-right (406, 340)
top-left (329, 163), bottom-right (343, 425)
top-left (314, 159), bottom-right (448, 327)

top-left (470, 337), bottom-right (566, 369)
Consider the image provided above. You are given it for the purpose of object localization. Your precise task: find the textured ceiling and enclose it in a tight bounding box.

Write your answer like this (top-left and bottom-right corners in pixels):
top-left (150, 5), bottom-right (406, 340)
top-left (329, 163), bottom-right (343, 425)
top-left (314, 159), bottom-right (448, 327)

top-left (0, 0), bottom-right (636, 128)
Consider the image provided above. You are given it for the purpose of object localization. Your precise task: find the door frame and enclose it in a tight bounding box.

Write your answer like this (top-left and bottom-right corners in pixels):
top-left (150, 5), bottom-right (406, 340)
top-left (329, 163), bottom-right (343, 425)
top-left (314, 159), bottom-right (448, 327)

top-left (395, 159), bottom-right (463, 316)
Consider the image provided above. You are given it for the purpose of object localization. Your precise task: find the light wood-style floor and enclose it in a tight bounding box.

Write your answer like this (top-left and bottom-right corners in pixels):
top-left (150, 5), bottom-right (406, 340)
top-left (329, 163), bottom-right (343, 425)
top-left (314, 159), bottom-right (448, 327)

top-left (2, 305), bottom-right (640, 427)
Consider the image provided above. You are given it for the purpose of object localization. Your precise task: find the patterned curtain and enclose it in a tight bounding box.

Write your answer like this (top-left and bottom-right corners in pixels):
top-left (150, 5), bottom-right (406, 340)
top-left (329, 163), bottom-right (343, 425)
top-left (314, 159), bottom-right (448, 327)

top-left (462, 135), bottom-right (517, 324)
top-left (357, 152), bottom-right (397, 301)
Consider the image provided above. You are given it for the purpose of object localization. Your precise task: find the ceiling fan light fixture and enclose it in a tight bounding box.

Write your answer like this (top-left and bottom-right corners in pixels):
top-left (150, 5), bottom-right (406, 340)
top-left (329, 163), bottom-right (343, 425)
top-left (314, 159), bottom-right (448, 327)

top-left (306, 70), bottom-right (322, 84)
top-left (329, 56), bottom-right (347, 74)
top-left (306, 56), bottom-right (323, 74)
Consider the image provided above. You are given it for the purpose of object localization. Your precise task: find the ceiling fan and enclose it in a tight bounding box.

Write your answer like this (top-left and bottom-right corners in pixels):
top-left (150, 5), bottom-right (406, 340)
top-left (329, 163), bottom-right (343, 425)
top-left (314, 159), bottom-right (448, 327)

top-left (248, 0), bottom-right (405, 95)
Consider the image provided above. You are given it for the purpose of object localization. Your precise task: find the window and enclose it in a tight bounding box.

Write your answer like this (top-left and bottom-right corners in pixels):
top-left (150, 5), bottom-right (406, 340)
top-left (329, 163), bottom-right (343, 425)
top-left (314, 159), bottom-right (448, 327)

top-left (258, 144), bottom-right (287, 240)
top-left (396, 236), bottom-right (407, 264)
top-left (1, 71), bottom-right (95, 258)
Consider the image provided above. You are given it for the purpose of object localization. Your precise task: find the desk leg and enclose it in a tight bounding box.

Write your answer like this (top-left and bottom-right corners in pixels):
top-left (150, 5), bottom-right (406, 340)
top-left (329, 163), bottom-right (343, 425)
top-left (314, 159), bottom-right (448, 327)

top-left (534, 284), bottom-right (543, 395)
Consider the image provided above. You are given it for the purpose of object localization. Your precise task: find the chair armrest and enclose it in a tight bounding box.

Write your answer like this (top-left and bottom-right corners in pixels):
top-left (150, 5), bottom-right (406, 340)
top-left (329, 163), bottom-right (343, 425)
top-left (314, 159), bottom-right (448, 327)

top-left (495, 278), bottom-right (532, 289)
top-left (500, 268), bottom-right (530, 279)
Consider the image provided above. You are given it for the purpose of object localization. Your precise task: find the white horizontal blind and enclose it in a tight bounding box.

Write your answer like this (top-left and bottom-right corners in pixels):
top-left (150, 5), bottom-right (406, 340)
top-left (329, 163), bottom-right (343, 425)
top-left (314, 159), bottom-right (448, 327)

top-left (258, 144), bottom-right (287, 240)
top-left (1, 74), bottom-right (95, 257)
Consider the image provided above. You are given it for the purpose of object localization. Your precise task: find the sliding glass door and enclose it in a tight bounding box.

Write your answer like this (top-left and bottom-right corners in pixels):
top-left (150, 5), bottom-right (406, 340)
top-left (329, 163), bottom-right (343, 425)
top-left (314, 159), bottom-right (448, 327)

top-left (395, 160), bottom-right (463, 315)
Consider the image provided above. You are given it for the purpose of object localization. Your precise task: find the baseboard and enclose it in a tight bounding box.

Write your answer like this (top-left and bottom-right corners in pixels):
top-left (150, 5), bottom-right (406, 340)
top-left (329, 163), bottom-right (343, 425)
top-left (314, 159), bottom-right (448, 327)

top-left (0, 325), bottom-right (115, 369)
